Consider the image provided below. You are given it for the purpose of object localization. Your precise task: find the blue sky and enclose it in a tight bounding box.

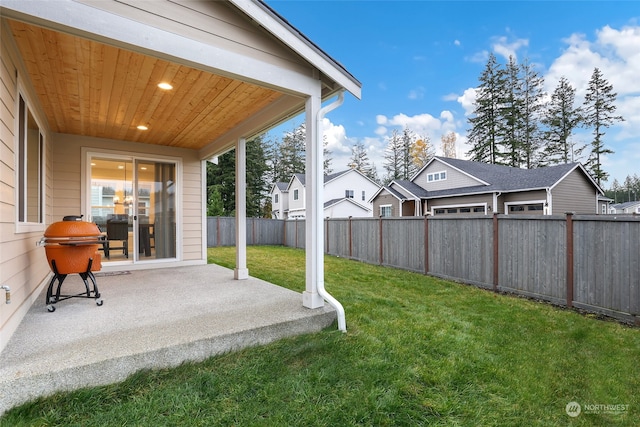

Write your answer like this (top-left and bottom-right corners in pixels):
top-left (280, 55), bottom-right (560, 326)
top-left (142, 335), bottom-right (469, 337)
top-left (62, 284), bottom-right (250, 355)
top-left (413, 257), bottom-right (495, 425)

top-left (265, 1), bottom-right (640, 187)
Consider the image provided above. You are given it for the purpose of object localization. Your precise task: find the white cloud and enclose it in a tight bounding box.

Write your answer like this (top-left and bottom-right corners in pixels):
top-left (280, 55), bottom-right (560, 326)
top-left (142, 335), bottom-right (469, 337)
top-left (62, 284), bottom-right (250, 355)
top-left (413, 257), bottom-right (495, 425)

top-left (457, 87), bottom-right (477, 116)
top-left (454, 39), bottom-right (461, 47)
top-left (491, 35), bottom-right (529, 61)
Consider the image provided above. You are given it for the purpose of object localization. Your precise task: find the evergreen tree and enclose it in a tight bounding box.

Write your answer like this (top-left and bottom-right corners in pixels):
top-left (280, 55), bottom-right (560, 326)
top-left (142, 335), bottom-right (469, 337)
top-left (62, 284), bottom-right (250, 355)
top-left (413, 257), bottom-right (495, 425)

top-left (206, 135), bottom-right (270, 217)
top-left (277, 123), bottom-right (306, 181)
top-left (540, 76), bottom-right (584, 165)
top-left (582, 67), bottom-right (624, 185)
top-left (467, 53), bottom-right (506, 164)
top-left (349, 141), bottom-right (377, 181)
top-left (382, 129), bottom-right (402, 183)
top-left (519, 58), bottom-right (545, 169)
top-left (400, 127), bottom-right (419, 179)
top-left (502, 56), bottom-right (523, 167)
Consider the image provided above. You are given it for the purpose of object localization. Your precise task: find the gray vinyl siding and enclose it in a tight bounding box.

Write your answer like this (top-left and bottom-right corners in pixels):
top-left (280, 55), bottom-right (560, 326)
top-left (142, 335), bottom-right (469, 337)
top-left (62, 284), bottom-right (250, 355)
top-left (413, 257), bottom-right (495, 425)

top-left (413, 163), bottom-right (482, 190)
top-left (551, 170), bottom-right (598, 214)
top-left (373, 192), bottom-right (399, 217)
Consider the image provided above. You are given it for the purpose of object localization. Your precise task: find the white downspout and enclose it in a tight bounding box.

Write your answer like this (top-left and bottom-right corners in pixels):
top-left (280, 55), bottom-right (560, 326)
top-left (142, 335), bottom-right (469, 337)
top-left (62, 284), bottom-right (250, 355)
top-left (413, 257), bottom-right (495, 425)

top-left (316, 91), bottom-right (347, 332)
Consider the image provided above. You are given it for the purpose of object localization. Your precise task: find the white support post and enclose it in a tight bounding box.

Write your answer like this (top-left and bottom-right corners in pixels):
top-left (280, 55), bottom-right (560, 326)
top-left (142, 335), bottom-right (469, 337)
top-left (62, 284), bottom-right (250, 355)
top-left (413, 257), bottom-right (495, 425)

top-left (235, 137), bottom-right (249, 280)
top-left (303, 91), bottom-right (325, 308)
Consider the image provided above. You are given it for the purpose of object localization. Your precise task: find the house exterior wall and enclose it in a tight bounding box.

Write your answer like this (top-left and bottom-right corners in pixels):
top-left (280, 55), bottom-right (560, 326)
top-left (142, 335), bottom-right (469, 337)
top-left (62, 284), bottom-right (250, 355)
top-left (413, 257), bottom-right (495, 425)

top-left (52, 133), bottom-right (204, 262)
top-left (287, 177), bottom-right (305, 218)
top-left (413, 161), bottom-right (482, 190)
top-left (372, 191), bottom-right (400, 217)
top-left (324, 200), bottom-right (369, 218)
top-left (551, 170), bottom-right (597, 214)
top-left (270, 186), bottom-right (288, 219)
top-left (0, 29), bottom-right (55, 352)
top-left (324, 170), bottom-right (378, 214)
top-left (426, 193), bottom-right (493, 215)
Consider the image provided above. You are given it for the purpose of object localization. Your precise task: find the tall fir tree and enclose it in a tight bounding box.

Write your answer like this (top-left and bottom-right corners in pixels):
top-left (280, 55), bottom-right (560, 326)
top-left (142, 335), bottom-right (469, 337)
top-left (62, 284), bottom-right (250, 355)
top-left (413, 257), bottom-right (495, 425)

top-left (582, 67), bottom-right (624, 185)
top-left (540, 77), bottom-right (584, 165)
top-left (382, 129), bottom-right (402, 183)
top-left (519, 58), bottom-right (545, 169)
top-left (349, 141), bottom-right (377, 182)
top-left (276, 123), bottom-right (306, 182)
top-left (400, 127), bottom-right (418, 179)
top-left (467, 53), bottom-right (506, 164)
top-left (206, 135), bottom-right (270, 217)
top-left (501, 55), bottom-right (523, 167)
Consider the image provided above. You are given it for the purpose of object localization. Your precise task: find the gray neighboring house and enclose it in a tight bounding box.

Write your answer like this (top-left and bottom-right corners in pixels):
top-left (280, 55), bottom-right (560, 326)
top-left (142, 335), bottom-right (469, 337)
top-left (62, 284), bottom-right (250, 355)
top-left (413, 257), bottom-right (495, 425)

top-left (610, 200), bottom-right (640, 214)
top-left (371, 156), bottom-right (605, 216)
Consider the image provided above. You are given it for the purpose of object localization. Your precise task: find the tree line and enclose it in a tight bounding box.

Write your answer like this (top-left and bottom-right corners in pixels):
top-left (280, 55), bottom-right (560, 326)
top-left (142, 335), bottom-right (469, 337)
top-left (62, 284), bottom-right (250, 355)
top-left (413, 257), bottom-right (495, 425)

top-left (208, 53), bottom-right (628, 217)
top-left (467, 53), bottom-right (623, 185)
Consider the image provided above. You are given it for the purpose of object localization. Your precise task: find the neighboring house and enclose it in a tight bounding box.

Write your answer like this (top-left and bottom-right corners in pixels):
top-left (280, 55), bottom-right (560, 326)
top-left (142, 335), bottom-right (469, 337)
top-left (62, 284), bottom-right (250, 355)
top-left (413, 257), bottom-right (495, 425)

top-left (280, 168), bottom-right (380, 219)
top-left (0, 0), bottom-right (360, 351)
top-left (371, 157), bottom-right (604, 217)
top-left (609, 200), bottom-right (640, 214)
top-left (270, 182), bottom-right (289, 219)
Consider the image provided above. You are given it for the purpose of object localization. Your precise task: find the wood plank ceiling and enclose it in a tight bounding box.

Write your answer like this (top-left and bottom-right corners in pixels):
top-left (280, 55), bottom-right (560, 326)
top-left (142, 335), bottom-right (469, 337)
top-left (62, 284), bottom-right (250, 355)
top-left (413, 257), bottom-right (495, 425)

top-left (8, 19), bottom-right (285, 150)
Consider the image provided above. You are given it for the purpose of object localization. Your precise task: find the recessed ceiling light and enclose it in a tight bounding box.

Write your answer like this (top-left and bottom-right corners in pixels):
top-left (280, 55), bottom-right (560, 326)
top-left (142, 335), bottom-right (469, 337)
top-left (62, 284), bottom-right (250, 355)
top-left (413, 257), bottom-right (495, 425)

top-left (137, 125), bottom-right (148, 130)
top-left (158, 82), bottom-right (173, 90)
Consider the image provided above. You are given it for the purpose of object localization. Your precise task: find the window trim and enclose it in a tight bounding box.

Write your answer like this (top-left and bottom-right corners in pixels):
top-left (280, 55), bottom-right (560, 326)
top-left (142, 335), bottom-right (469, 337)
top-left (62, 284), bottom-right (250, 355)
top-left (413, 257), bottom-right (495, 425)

top-left (427, 170), bottom-right (447, 183)
top-left (430, 202), bottom-right (488, 215)
top-left (379, 204), bottom-right (392, 217)
top-left (504, 200), bottom-right (546, 215)
top-left (293, 189), bottom-right (299, 201)
top-left (15, 89), bottom-right (46, 233)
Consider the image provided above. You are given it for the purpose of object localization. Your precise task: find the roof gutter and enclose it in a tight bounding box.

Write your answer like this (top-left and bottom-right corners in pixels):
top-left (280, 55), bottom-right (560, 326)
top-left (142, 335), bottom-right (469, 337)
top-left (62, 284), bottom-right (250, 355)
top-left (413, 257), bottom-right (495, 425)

top-left (317, 91), bottom-right (347, 332)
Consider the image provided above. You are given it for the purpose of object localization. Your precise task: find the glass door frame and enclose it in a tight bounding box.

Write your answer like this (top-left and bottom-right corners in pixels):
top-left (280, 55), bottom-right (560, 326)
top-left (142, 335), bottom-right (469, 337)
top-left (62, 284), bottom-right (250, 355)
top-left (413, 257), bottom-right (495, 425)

top-left (81, 148), bottom-right (182, 265)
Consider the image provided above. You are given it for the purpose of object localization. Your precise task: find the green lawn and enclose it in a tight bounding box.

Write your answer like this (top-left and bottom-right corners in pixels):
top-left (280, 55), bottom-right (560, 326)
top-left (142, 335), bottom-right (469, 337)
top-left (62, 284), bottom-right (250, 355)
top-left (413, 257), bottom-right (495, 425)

top-left (2, 246), bottom-right (638, 426)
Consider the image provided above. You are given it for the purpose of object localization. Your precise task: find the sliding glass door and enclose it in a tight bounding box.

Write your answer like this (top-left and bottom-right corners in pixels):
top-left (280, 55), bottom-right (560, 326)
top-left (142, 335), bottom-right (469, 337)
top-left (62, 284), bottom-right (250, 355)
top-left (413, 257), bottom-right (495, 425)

top-left (88, 154), bottom-right (177, 263)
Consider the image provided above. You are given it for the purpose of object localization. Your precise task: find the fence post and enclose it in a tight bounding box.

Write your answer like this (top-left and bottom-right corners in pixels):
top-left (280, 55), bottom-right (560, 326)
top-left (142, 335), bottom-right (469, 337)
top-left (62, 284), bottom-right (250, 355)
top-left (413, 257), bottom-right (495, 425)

top-left (424, 215), bottom-right (429, 275)
top-left (216, 216), bottom-right (221, 247)
top-left (566, 212), bottom-right (574, 308)
top-left (379, 216), bottom-right (383, 265)
top-left (493, 213), bottom-right (499, 292)
top-left (348, 216), bottom-right (353, 258)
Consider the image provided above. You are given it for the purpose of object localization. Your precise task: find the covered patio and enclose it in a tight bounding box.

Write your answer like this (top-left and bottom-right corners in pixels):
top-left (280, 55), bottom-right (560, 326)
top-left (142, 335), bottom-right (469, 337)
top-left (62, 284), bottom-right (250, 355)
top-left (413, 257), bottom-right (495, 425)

top-left (0, 263), bottom-right (336, 414)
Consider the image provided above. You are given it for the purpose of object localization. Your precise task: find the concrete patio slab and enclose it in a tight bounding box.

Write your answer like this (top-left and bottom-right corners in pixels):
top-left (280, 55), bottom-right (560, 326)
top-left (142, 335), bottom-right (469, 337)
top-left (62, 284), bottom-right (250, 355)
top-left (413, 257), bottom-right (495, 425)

top-left (0, 264), bottom-right (336, 415)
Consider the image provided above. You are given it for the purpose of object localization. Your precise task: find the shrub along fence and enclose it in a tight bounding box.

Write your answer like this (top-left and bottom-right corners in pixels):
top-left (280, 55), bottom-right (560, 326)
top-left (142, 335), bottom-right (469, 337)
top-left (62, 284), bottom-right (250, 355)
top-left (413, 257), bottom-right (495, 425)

top-left (207, 214), bottom-right (640, 324)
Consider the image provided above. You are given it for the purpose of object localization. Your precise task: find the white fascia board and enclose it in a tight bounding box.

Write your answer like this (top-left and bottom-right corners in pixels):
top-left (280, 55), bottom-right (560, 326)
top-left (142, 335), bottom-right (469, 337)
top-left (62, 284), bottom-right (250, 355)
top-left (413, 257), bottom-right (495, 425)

top-left (230, 0), bottom-right (362, 99)
top-left (1, 0), bottom-right (320, 97)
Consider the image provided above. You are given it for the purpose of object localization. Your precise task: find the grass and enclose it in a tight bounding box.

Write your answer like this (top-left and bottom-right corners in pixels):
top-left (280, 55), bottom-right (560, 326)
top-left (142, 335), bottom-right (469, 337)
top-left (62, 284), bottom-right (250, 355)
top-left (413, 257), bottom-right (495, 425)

top-left (2, 245), bottom-right (639, 426)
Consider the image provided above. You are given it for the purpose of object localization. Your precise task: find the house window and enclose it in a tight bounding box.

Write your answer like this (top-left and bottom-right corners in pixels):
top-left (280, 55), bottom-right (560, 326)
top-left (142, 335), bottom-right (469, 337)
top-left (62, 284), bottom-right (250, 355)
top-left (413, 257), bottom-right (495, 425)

top-left (434, 209), bottom-right (445, 214)
top-left (380, 205), bottom-right (392, 217)
top-left (345, 190), bottom-right (354, 199)
top-left (274, 194), bottom-right (279, 204)
top-left (17, 94), bottom-right (44, 224)
top-left (527, 205), bottom-right (543, 211)
top-left (447, 208), bottom-right (457, 214)
top-left (509, 205), bottom-right (525, 212)
top-left (460, 208), bottom-right (471, 213)
top-left (293, 189), bottom-right (299, 201)
top-left (362, 190), bottom-right (366, 201)
top-left (427, 171), bottom-right (447, 182)
top-left (473, 207), bottom-right (485, 213)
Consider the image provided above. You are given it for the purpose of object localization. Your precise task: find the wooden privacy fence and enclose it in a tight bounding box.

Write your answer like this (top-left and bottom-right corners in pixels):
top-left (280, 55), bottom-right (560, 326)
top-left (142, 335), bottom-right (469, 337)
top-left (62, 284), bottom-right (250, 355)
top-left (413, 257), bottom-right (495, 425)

top-left (207, 215), bottom-right (640, 324)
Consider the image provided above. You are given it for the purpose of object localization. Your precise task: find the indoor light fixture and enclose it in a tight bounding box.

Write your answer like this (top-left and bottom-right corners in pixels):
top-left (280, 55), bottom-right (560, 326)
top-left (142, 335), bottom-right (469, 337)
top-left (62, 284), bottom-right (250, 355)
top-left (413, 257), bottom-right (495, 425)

top-left (158, 82), bottom-right (173, 90)
top-left (137, 125), bottom-right (148, 130)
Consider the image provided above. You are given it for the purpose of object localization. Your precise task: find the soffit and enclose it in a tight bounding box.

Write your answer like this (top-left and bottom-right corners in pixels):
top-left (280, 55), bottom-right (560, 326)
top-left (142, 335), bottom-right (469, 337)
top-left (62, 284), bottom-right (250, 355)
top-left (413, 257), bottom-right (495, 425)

top-left (8, 19), bottom-right (287, 151)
